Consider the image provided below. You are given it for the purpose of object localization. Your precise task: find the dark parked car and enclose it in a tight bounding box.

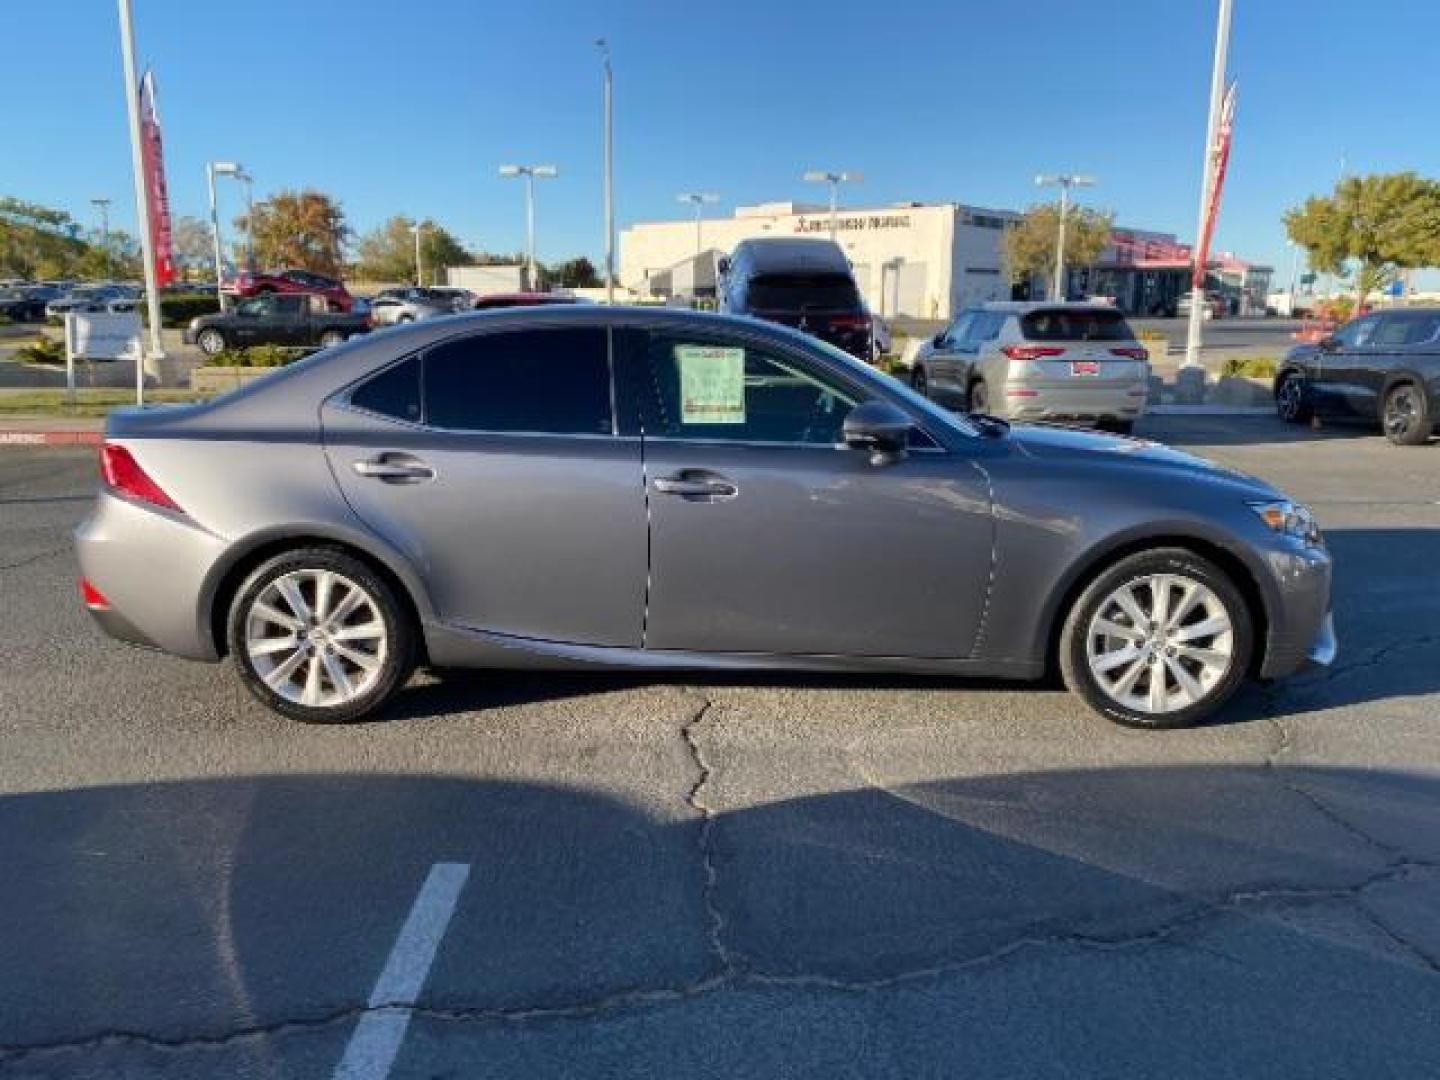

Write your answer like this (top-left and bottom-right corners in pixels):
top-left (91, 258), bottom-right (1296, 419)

top-left (78, 307), bottom-right (1333, 729)
top-left (183, 293), bottom-right (371, 355)
top-left (230, 269), bottom-right (354, 312)
top-left (719, 238), bottom-right (872, 361)
top-left (0, 285), bottom-right (62, 322)
top-left (1275, 307), bottom-right (1440, 445)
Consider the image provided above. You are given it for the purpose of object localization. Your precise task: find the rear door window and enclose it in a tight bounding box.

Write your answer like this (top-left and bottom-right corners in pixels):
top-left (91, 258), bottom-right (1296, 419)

top-left (747, 274), bottom-right (861, 312)
top-left (1021, 309), bottom-right (1135, 342)
top-left (422, 327), bottom-right (613, 435)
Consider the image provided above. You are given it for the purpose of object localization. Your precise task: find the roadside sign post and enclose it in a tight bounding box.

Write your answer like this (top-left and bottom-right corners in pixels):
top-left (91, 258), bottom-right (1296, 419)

top-left (63, 314), bottom-right (77, 408)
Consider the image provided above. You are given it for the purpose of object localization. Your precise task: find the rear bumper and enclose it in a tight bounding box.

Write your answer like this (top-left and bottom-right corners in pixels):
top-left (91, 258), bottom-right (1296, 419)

top-left (1004, 382), bottom-right (1149, 422)
top-left (74, 492), bottom-right (228, 661)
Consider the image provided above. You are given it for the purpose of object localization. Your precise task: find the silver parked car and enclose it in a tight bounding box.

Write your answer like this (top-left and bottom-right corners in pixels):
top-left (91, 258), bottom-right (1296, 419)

top-left (76, 307), bottom-right (1334, 728)
top-left (911, 302), bottom-right (1151, 433)
top-left (368, 287), bottom-right (453, 327)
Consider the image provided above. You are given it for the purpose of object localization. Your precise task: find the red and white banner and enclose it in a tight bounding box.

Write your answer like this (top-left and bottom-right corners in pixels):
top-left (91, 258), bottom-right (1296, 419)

top-left (1193, 81), bottom-right (1237, 289)
top-left (138, 70), bottom-right (177, 288)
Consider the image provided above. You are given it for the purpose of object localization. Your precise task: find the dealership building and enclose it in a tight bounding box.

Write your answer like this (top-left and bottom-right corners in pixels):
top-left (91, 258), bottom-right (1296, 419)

top-left (620, 201), bottom-right (1273, 321)
top-left (620, 201), bottom-right (1019, 321)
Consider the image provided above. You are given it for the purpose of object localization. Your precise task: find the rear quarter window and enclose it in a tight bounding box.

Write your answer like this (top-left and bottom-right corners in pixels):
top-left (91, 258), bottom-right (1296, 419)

top-left (1021, 309), bottom-right (1135, 342)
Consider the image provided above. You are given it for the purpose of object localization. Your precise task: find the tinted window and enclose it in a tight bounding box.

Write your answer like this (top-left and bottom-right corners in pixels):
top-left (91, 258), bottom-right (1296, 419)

top-left (1021, 309), bottom-right (1134, 341)
top-left (1374, 314), bottom-right (1440, 346)
top-left (945, 313), bottom-right (975, 346)
top-left (1332, 316), bottom-right (1378, 348)
top-left (746, 273), bottom-right (861, 311)
top-left (424, 328), bottom-right (612, 434)
top-left (351, 357), bottom-right (421, 423)
top-left (643, 333), bottom-right (857, 444)
top-left (974, 312), bottom-right (1004, 342)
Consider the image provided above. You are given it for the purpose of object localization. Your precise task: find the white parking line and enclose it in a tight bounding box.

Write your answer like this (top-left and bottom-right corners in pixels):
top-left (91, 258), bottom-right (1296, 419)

top-left (333, 862), bottom-right (471, 1080)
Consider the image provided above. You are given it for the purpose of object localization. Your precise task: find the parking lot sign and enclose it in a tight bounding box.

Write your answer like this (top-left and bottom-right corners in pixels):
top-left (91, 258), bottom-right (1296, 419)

top-left (63, 311), bottom-right (143, 402)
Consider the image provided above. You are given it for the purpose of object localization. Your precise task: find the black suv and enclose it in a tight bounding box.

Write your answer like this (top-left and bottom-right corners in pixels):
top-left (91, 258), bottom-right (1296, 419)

top-left (719, 238), bottom-right (872, 361)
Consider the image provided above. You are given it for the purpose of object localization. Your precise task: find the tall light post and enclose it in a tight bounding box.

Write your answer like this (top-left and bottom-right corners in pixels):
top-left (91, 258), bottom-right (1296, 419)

top-left (596, 39), bottom-right (615, 304)
top-left (677, 193), bottom-right (719, 255)
top-left (1287, 239), bottom-right (1302, 316)
top-left (499, 164), bottom-right (558, 291)
top-left (235, 168), bottom-right (255, 272)
top-left (409, 222), bottom-right (425, 286)
top-left (1034, 173), bottom-right (1096, 301)
top-left (1183, 0), bottom-right (1234, 373)
top-left (802, 170), bottom-right (863, 239)
top-left (116, 0), bottom-right (165, 400)
top-left (206, 160), bottom-right (244, 308)
top-left (90, 197), bottom-right (112, 278)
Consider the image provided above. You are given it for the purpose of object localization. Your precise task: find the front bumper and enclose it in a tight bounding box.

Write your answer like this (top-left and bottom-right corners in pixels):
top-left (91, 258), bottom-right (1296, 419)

top-left (1306, 610), bottom-right (1337, 666)
top-left (1256, 542), bottom-right (1335, 679)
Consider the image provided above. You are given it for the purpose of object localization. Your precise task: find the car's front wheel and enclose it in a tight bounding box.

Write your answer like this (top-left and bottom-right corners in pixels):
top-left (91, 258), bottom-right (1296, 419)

top-left (911, 365), bottom-right (930, 397)
top-left (318, 329), bottom-right (347, 349)
top-left (1059, 548), bottom-right (1254, 728)
top-left (196, 328), bottom-right (227, 356)
top-left (967, 378), bottom-right (990, 415)
top-left (227, 547), bottom-right (415, 723)
top-left (1275, 371), bottom-right (1313, 424)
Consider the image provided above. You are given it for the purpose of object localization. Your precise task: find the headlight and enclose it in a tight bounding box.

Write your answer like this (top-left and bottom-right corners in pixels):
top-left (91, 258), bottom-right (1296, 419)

top-left (1249, 500), bottom-right (1322, 546)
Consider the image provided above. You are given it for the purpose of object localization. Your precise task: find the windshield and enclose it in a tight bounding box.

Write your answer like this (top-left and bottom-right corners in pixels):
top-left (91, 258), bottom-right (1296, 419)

top-left (1022, 308), bottom-right (1135, 341)
top-left (748, 273), bottom-right (861, 312)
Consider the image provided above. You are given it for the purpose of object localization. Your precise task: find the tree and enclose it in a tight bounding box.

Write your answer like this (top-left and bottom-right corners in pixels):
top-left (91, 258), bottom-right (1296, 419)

top-left (1002, 202), bottom-right (1114, 286)
top-left (355, 216), bottom-right (472, 284)
top-left (0, 196), bottom-right (86, 279)
top-left (1285, 172), bottom-right (1440, 310)
top-left (547, 256), bottom-right (600, 289)
top-left (171, 215), bottom-right (214, 282)
top-left (239, 189), bottom-right (349, 276)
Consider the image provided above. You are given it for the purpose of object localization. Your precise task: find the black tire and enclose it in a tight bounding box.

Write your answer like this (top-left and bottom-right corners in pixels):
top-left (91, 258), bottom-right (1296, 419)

top-left (1275, 371), bottom-right (1313, 424)
top-left (318, 329), bottom-right (347, 349)
top-left (911, 365), bottom-right (930, 398)
top-left (967, 378), bottom-right (990, 415)
top-left (227, 546), bottom-right (415, 723)
top-left (1099, 419), bottom-right (1135, 436)
top-left (1058, 547), bottom-right (1254, 729)
top-left (196, 328), bottom-right (227, 356)
top-left (1382, 381), bottom-right (1433, 446)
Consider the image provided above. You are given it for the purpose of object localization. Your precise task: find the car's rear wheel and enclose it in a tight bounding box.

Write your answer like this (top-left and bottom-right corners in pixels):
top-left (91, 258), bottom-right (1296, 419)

top-left (1382, 381), bottom-right (1433, 446)
top-left (227, 547), bottom-right (415, 723)
top-left (1059, 548), bottom-right (1254, 729)
top-left (319, 329), bottom-right (347, 349)
top-left (196, 328), bottom-right (227, 356)
top-left (1276, 371), bottom-right (1313, 424)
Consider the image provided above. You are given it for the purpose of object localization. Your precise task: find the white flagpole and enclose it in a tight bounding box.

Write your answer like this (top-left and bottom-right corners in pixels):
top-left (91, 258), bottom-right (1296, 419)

top-left (117, 0), bottom-right (166, 406)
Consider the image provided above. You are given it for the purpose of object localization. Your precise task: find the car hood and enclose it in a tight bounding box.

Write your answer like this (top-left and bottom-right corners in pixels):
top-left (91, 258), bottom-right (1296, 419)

top-left (1006, 422), bottom-right (1280, 497)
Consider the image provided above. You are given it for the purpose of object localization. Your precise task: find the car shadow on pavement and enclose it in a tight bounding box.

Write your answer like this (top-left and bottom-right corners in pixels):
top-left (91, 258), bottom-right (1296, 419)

top-left (1, 765), bottom-right (1438, 1076)
top-left (1136, 415), bottom-right (1384, 448)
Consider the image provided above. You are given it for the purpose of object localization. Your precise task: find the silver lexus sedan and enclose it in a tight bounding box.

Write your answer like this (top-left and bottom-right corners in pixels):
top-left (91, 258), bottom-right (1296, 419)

top-left (75, 307), bottom-right (1335, 728)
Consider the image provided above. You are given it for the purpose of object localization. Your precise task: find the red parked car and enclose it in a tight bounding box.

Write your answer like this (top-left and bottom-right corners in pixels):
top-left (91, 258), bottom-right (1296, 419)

top-left (229, 269), bottom-right (354, 312)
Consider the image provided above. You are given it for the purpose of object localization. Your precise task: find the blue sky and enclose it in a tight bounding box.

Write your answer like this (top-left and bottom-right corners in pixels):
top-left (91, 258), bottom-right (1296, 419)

top-left (6, 0), bottom-right (1439, 279)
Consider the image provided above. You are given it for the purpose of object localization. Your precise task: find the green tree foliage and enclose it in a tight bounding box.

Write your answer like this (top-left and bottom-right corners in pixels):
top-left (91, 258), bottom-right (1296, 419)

top-left (171, 215), bottom-right (215, 281)
top-left (354, 216), bottom-right (472, 284)
top-left (239, 190), bottom-right (350, 276)
top-left (0, 197), bottom-right (87, 278)
top-left (1002, 202), bottom-right (1114, 285)
top-left (546, 256), bottom-right (600, 288)
top-left (1285, 172), bottom-right (1440, 309)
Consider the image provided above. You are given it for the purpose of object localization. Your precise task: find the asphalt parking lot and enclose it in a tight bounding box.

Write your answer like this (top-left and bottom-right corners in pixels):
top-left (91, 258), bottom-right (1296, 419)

top-left (1, 415), bottom-right (1438, 1078)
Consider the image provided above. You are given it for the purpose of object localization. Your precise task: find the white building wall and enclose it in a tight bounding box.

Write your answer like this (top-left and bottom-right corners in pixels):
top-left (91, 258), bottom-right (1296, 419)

top-left (620, 202), bottom-right (1012, 321)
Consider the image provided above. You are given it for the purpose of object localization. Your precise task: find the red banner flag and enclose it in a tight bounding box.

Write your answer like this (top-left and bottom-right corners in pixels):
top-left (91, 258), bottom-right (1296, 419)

top-left (138, 70), bottom-right (177, 288)
top-left (1193, 81), bottom-right (1237, 290)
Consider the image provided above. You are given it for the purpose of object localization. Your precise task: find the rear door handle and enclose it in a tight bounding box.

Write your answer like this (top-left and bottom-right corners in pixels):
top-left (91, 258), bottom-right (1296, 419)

top-left (653, 473), bottom-right (737, 499)
top-left (352, 454), bottom-right (435, 482)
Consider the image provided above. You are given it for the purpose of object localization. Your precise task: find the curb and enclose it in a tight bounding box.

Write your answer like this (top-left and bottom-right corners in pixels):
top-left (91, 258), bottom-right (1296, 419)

top-left (0, 431), bottom-right (103, 446)
top-left (1149, 405), bottom-right (1275, 416)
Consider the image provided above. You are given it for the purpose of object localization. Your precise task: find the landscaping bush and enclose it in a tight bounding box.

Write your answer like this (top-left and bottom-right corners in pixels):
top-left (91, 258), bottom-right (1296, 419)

top-left (204, 344), bottom-right (314, 368)
top-left (149, 293), bottom-right (221, 328)
top-left (1221, 355), bottom-right (1278, 379)
top-left (13, 336), bottom-right (64, 365)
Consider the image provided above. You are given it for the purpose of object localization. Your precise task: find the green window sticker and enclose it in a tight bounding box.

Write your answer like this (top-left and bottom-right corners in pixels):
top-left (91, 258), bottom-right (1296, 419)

top-left (676, 345), bottom-right (746, 424)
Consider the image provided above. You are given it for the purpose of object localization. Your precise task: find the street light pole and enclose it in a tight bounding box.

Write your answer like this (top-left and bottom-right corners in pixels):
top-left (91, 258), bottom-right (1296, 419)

top-left (1287, 240), bottom-right (1301, 315)
top-left (1034, 173), bottom-right (1096, 301)
top-left (116, 0), bottom-right (165, 402)
top-left (206, 161), bottom-right (243, 310)
top-left (1183, 0), bottom-right (1234, 372)
top-left (597, 39), bottom-right (614, 304)
top-left (410, 222), bottom-right (425, 286)
top-left (236, 169), bottom-right (255, 272)
top-left (677, 193), bottom-right (719, 256)
top-left (802, 170), bottom-right (863, 240)
top-left (499, 164), bottom-right (558, 291)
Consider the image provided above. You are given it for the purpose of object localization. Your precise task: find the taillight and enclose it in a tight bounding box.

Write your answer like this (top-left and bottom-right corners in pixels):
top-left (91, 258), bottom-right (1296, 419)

top-left (1001, 345), bottom-right (1065, 360)
top-left (79, 577), bottom-right (110, 609)
top-left (99, 443), bottom-right (182, 512)
top-left (1110, 347), bottom-right (1149, 361)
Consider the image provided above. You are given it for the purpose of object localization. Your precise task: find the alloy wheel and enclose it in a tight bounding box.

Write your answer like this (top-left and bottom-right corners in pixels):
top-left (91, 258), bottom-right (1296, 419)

top-left (1277, 376), bottom-right (1303, 422)
top-left (1384, 385), bottom-right (1420, 440)
top-left (243, 569), bottom-right (388, 708)
top-left (1084, 573), bottom-right (1234, 715)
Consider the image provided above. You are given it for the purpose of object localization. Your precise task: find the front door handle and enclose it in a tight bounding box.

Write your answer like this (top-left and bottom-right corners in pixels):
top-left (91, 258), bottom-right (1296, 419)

top-left (352, 453), bottom-right (435, 482)
top-left (653, 472), bottom-right (737, 499)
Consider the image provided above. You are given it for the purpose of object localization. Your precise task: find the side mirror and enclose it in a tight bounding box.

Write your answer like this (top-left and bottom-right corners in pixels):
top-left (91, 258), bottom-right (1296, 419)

top-left (932, 332), bottom-right (946, 348)
top-left (716, 256), bottom-right (731, 276)
top-left (843, 400), bottom-right (913, 465)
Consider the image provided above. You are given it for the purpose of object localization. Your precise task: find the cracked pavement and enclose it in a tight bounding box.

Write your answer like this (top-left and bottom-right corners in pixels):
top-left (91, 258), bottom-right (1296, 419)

top-left (0, 416), bottom-right (1438, 1078)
